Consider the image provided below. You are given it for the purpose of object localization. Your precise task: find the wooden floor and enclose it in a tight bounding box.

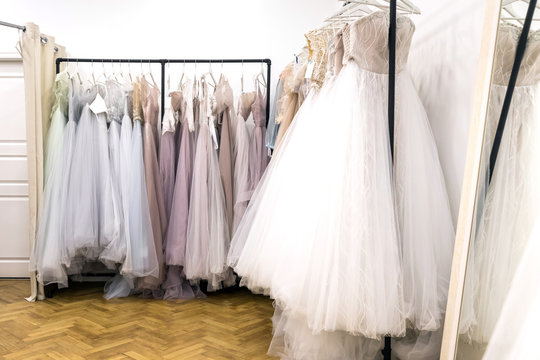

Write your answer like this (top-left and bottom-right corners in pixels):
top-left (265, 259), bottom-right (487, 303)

top-left (0, 280), bottom-right (276, 360)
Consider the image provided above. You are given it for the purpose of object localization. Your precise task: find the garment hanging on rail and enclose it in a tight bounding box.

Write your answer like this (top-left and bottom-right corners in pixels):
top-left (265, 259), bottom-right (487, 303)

top-left (229, 11), bottom-right (455, 359)
top-left (31, 59), bottom-right (269, 299)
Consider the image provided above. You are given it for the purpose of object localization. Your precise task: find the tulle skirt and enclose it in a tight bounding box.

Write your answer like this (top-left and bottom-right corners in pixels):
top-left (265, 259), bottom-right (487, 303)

top-left (483, 214), bottom-right (540, 359)
top-left (64, 105), bottom-right (99, 264)
top-left (96, 113), bottom-right (120, 261)
top-left (185, 123), bottom-right (235, 291)
top-left (230, 62), bottom-right (454, 339)
top-left (461, 84), bottom-right (540, 344)
top-left (99, 119), bottom-right (125, 266)
top-left (231, 62), bottom-right (404, 338)
top-left (121, 119), bottom-right (159, 279)
top-left (31, 107), bottom-right (68, 287)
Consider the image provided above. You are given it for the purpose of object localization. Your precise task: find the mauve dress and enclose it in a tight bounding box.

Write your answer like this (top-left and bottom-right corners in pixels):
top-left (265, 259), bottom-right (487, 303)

top-left (165, 80), bottom-right (196, 267)
top-left (138, 79), bottom-right (167, 293)
top-left (162, 79), bottom-right (206, 299)
top-left (248, 83), bottom-right (269, 194)
top-left (159, 107), bottom-right (176, 220)
top-left (185, 78), bottom-right (235, 291)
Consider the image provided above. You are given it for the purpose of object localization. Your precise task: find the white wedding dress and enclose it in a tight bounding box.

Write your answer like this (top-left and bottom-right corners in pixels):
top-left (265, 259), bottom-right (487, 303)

top-left (229, 11), bottom-right (455, 359)
top-left (459, 25), bottom-right (540, 346)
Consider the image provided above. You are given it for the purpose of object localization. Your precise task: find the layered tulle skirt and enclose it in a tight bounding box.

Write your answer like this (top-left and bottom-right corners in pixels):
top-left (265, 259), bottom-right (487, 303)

top-left (229, 61), bottom-right (455, 352)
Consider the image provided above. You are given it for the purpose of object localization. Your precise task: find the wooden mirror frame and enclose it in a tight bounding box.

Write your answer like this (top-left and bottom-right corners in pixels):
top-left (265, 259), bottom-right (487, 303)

top-left (440, 0), bottom-right (502, 358)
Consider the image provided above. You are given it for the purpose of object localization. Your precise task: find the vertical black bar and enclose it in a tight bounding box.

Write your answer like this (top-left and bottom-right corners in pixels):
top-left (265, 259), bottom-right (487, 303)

top-left (384, 4), bottom-right (396, 359)
top-left (56, 58), bottom-right (60, 74)
top-left (266, 60), bottom-right (271, 127)
top-left (388, 0), bottom-right (396, 162)
top-left (489, 0), bottom-right (537, 182)
top-left (161, 60), bottom-right (166, 123)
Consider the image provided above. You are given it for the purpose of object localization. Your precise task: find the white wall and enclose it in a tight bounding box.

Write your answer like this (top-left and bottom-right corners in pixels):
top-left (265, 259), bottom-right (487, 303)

top-left (408, 0), bottom-right (485, 225)
top-left (2, 0), bottom-right (340, 96)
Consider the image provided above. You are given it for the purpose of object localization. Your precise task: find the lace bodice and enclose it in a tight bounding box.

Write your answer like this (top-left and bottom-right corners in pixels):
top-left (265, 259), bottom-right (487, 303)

top-left (105, 80), bottom-right (124, 124)
top-left (141, 78), bottom-right (160, 127)
top-left (52, 72), bottom-right (69, 118)
top-left (214, 76), bottom-right (234, 115)
top-left (492, 24), bottom-right (540, 86)
top-left (343, 11), bottom-right (415, 74)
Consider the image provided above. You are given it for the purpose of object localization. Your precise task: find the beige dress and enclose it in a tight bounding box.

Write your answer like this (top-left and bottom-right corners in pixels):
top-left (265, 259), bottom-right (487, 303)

top-left (138, 78), bottom-right (167, 292)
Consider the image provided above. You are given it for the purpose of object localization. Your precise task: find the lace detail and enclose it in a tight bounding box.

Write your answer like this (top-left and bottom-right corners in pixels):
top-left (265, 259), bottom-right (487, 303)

top-left (343, 11), bottom-right (415, 74)
top-left (105, 80), bottom-right (124, 124)
top-left (52, 72), bottom-right (69, 119)
top-left (492, 24), bottom-right (540, 86)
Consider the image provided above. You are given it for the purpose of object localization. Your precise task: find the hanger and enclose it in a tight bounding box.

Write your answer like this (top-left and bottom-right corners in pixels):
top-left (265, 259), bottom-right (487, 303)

top-left (256, 61), bottom-right (267, 88)
top-left (179, 59), bottom-right (186, 89)
top-left (90, 60), bottom-right (97, 85)
top-left (146, 60), bottom-right (158, 88)
top-left (334, 0), bottom-right (420, 16)
top-left (501, 0), bottom-right (540, 24)
top-left (241, 60), bottom-right (245, 92)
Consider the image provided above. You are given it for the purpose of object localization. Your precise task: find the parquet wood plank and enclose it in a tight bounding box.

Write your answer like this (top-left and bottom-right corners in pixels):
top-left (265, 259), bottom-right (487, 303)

top-left (0, 280), bottom-right (276, 359)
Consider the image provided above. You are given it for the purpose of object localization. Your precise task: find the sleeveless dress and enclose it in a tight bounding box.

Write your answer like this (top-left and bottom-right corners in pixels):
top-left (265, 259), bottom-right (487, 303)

top-left (185, 78), bottom-right (235, 291)
top-left (30, 71), bottom-right (70, 287)
top-left (63, 82), bottom-right (99, 268)
top-left (165, 79), bottom-right (196, 267)
top-left (230, 90), bottom-right (252, 234)
top-left (231, 12), bottom-right (455, 358)
top-left (247, 82), bottom-right (269, 194)
top-left (138, 79), bottom-right (167, 292)
top-left (214, 76), bottom-right (235, 234)
top-left (459, 25), bottom-right (540, 345)
top-left (121, 80), bottom-right (159, 281)
top-left (100, 80), bottom-right (127, 266)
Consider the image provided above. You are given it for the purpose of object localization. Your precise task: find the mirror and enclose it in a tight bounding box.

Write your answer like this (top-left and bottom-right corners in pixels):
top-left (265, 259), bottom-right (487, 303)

top-left (442, 0), bottom-right (540, 358)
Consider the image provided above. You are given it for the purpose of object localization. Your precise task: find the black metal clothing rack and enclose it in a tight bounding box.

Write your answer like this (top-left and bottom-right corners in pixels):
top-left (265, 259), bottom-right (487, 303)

top-left (55, 58), bottom-right (272, 125)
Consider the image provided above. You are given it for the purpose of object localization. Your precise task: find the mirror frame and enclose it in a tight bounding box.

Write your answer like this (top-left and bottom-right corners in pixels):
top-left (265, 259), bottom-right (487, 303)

top-left (440, 0), bottom-right (502, 358)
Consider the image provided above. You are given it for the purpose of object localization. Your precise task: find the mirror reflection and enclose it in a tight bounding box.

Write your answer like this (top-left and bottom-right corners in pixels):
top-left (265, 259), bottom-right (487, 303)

top-left (457, 0), bottom-right (540, 358)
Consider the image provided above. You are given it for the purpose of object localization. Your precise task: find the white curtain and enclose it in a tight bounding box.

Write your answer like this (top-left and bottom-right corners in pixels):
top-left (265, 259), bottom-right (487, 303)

top-left (19, 22), bottom-right (66, 301)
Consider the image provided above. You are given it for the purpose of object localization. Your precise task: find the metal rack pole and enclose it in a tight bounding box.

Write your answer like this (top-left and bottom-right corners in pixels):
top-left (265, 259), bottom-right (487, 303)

top-left (55, 58), bottom-right (272, 125)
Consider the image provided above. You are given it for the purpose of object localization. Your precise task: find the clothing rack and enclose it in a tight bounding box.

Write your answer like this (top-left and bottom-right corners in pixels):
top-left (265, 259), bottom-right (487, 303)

top-left (55, 58), bottom-right (272, 126)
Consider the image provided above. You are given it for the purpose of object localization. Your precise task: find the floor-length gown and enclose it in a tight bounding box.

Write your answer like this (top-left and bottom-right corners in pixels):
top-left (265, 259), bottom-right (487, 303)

top-left (121, 80), bottom-right (159, 282)
top-left (459, 25), bottom-right (540, 345)
top-left (104, 87), bottom-right (136, 299)
top-left (138, 79), bottom-right (168, 293)
top-left (100, 80), bottom-right (126, 267)
top-left (63, 82), bottom-right (99, 269)
top-left (163, 78), bottom-right (205, 299)
top-left (228, 93), bottom-right (255, 258)
top-left (214, 76), bottom-right (235, 234)
top-left (95, 86), bottom-right (120, 266)
top-left (30, 71), bottom-right (70, 287)
top-left (185, 78), bottom-right (235, 291)
top-left (231, 12), bottom-right (454, 359)
top-left (165, 80), bottom-right (195, 268)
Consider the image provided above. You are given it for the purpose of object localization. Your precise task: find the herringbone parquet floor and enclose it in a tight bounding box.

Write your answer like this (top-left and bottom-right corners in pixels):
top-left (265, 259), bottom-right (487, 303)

top-left (0, 280), bottom-right (276, 360)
